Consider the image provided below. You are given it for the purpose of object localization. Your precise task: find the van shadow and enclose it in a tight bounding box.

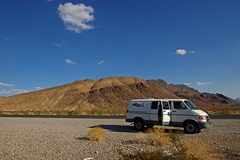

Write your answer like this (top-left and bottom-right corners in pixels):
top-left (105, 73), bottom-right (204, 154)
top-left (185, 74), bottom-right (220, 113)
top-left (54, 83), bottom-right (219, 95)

top-left (89, 125), bottom-right (184, 134)
top-left (89, 124), bottom-right (137, 133)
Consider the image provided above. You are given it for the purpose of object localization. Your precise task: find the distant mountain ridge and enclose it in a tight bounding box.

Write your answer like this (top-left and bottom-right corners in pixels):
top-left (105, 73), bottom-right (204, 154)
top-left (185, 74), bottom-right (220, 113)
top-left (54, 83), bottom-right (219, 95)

top-left (147, 79), bottom-right (237, 105)
top-left (235, 98), bottom-right (240, 103)
top-left (0, 77), bottom-right (239, 115)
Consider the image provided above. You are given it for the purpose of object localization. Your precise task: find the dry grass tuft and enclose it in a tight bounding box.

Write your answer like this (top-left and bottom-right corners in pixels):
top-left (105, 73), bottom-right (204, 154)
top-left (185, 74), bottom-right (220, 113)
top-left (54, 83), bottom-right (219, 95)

top-left (183, 138), bottom-right (221, 160)
top-left (120, 127), bottom-right (221, 160)
top-left (135, 127), bottom-right (170, 147)
top-left (86, 127), bottom-right (106, 141)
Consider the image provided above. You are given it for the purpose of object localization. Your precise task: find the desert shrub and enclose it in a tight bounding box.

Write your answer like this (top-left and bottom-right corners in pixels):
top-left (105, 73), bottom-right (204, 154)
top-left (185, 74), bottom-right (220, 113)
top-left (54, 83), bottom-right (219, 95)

top-left (182, 138), bottom-right (221, 160)
top-left (119, 148), bottom-right (198, 160)
top-left (86, 127), bottom-right (106, 141)
top-left (136, 127), bottom-right (170, 147)
top-left (119, 149), bottom-right (165, 160)
top-left (120, 128), bottom-right (220, 160)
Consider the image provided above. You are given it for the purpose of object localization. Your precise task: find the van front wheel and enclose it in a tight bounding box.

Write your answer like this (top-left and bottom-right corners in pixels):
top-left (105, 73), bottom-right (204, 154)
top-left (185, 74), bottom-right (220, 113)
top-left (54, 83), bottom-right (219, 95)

top-left (184, 122), bottom-right (199, 134)
top-left (134, 120), bottom-right (144, 131)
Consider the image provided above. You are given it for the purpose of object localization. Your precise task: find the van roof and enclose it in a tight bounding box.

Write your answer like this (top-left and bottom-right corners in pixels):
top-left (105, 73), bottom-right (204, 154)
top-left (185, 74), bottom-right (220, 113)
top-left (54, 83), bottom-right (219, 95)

top-left (130, 98), bottom-right (189, 102)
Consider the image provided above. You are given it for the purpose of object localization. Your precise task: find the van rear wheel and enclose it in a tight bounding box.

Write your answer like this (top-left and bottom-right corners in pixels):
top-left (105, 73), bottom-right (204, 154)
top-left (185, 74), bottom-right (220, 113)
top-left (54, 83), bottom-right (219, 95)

top-left (134, 120), bottom-right (144, 131)
top-left (184, 122), bottom-right (199, 134)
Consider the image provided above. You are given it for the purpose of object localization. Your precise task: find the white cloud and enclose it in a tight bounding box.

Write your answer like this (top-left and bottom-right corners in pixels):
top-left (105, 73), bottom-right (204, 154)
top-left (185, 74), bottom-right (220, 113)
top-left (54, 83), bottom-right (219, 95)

top-left (0, 82), bottom-right (14, 87)
top-left (184, 82), bottom-right (192, 86)
top-left (35, 87), bottom-right (44, 90)
top-left (176, 49), bottom-right (198, 55)
top-left (183, 81), bottom-right (212, 87)
top-left (65, 59), bottom-right (76, 64)
top-left (176, 49), bottom-right (187, 55)
top-left (196, 82), bottom-right (212, 87)
top-left (98, 60), bottom-right (104, 65)
top-left (58, 3), bottom-right (94, 33)
top-left (0, 89), bottom-right (29, 95)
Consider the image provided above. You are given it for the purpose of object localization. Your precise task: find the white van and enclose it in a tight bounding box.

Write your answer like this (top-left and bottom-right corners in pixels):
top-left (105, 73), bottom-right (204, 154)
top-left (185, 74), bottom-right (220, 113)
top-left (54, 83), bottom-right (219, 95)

top-left (125, 99), bottom-right (212, 134)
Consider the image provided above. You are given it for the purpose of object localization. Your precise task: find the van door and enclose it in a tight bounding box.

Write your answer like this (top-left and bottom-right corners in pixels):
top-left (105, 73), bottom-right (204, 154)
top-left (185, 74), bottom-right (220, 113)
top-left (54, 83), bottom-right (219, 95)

top-left (161, 101), bottom-right (171, 125)
top-left (170, 101), bottom-right (190, 126)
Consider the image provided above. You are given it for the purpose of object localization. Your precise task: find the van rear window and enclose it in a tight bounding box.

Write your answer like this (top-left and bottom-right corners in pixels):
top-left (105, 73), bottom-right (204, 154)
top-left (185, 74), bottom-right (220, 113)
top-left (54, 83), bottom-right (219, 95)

top-left (151, 101), bottom-right (158, 109)
top-left (132, 103), bottom-right (144, 107)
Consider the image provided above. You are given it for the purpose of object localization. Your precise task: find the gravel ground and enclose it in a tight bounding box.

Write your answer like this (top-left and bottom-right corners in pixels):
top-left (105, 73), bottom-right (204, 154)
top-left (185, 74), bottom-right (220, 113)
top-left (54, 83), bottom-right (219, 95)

top-left (0, 117), bottom-right (239, 160)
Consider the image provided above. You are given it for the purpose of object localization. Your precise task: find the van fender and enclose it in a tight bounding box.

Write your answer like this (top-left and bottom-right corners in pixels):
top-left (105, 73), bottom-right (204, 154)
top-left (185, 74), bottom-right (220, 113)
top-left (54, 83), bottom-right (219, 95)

top-left (183, 119), bottom-right (198, 126)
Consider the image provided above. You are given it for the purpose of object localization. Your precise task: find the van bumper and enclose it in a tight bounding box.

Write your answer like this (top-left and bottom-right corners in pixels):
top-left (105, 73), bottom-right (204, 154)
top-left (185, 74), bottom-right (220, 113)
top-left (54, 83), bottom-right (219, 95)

top-left (198, 120), bottom-right (212, 129)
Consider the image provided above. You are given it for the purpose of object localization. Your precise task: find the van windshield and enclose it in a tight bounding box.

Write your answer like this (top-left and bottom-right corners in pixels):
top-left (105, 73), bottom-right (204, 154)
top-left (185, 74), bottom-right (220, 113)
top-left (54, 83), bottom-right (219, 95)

top-left (184, 101), bottom-right (199, 110)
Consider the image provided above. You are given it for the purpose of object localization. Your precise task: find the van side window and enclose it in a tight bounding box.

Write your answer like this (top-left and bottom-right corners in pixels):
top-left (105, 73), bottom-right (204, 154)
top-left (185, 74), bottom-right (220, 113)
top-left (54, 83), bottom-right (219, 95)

top-left (173, 101), bottom-right (187, 109)
top-left (162, 101), bottom-right (170, 110)
top-left (151, 101), bottom-right (159, 109)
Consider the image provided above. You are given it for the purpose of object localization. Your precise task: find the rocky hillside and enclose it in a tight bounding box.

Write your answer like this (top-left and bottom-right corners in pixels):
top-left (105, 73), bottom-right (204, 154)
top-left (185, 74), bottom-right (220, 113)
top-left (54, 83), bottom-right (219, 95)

top-left (147, 79), bottom-right (239, 113)
top-left (0, 77), bottom-right (239, 115)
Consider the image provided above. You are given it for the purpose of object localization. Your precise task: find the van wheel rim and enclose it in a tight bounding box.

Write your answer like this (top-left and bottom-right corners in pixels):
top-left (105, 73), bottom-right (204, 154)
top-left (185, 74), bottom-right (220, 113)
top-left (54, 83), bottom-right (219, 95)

top-left (135, 123), bottom-right (142, 129)
top-left (186, 124), bottom-right (195, 132)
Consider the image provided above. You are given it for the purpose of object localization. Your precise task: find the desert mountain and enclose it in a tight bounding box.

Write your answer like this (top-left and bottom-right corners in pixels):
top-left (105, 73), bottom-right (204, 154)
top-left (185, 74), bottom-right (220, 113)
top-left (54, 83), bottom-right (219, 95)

top-left (147, 79), bottom-right (239, 113)
top-left (235, 98), bottom-right (240, 103)
top-left (0, 77), bottom-right (239, 115)
top-left (147, 79), bottom-right (237, 104)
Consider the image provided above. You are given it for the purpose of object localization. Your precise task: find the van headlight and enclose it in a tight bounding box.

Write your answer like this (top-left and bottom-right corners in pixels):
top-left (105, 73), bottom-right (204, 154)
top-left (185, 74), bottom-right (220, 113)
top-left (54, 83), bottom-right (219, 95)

top-left (198, 115), bottom-right (206, 120)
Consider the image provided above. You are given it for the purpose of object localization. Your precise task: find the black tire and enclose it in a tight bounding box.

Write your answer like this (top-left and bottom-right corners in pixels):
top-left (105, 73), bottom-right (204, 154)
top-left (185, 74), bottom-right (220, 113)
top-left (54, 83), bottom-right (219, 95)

top-left (184, 121), bottom-right (199, 134)
top-left (134, 120), bottom-right (144, 131)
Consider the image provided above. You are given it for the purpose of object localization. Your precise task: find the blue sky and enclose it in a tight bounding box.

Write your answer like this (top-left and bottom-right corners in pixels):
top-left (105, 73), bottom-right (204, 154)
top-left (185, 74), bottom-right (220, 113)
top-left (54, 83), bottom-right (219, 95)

top-left (0, 0), bottom-right (239, 99)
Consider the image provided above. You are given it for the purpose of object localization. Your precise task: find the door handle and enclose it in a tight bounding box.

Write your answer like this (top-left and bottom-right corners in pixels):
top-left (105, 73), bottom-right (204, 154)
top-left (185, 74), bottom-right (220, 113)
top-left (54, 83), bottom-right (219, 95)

top-left (172, 111), bottom-right (176, 112)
